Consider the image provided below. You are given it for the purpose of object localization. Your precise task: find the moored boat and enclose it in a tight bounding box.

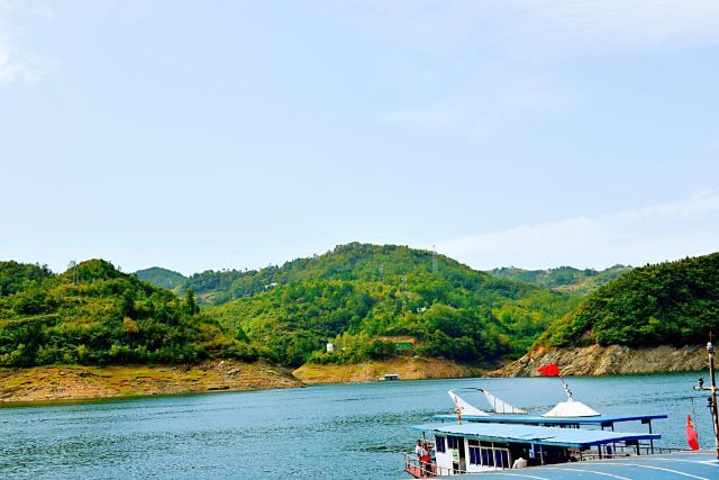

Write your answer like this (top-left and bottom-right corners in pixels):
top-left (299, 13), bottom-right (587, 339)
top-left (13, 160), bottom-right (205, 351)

top-left (404, 342), bottom-right (719, 478)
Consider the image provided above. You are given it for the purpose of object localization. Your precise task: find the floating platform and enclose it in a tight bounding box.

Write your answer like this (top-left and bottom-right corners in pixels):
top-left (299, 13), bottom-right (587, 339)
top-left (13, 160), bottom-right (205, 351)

top-left (467, 451), bottom-right (718, 479)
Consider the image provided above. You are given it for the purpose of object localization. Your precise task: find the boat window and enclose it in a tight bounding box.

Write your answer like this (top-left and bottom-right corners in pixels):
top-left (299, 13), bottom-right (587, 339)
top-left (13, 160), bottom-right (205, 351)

top-left (436, 436), bottom-right (446, 453)
top-left (495, 449), bottom-right (508, 468)
top-left (483, 448), bottom-right (494, 467)
top-left (448, 436), bottom-right (459, 449)
top-left (469, 445), bottom-right (481, 465)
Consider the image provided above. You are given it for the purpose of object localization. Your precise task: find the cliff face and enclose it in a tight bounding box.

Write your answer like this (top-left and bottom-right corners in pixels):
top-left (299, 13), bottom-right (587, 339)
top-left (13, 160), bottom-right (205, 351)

top-left (497, 344), bottom-right (709, 377)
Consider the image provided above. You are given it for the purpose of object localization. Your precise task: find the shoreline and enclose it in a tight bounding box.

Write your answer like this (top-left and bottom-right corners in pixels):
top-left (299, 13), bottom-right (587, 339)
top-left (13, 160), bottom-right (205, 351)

top-left (2, 348), bottom-right (707, 406)
top-left (293, 356), bottom-right (486, 384)
top-left (0, 360), bottom-right (303, 405)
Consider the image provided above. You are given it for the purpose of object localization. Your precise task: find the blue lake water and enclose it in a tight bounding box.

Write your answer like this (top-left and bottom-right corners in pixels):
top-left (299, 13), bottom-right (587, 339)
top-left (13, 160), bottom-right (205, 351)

top-left (0, 372), bottom-right (714, 479)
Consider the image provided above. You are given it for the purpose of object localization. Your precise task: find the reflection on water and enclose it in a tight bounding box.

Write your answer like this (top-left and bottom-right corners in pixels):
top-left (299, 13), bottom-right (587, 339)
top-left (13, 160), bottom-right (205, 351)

top-left (0, 372), bottom-right (712, 479)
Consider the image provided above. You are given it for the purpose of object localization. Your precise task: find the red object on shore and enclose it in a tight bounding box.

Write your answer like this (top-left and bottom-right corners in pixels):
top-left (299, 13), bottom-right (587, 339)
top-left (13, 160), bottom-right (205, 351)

top-left (537, 362), bottom-right (561, 377)
top-left (686, 415), bottom-right (700, 450)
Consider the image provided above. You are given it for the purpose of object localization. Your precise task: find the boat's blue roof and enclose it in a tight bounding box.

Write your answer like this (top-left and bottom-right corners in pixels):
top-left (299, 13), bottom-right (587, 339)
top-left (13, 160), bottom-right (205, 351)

top-left (413, 422), bottom-right (661, 448)
top-left (432, 413), bottom-right (667, 426)
top-left (466, 451), bottom-right (718, 479)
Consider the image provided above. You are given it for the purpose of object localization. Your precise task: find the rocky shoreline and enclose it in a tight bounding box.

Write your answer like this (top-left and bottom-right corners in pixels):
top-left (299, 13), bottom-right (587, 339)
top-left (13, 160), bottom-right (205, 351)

top-left (293, 357), bottom-right (484, 384)
top-left (496, 344), bottom-right (708, 377)
top-left (2, 346), bottom-right (708, 405)
top-left (0, 360), bottom-right (303, 404)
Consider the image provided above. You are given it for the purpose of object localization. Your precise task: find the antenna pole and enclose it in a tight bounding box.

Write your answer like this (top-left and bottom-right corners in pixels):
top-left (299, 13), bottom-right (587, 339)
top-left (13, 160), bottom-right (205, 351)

top-left (709, 339), bottom-right (719, 459)
top-left (559, 372), bottom-right (573, 400)
top-left (694, 333), bottom-right (719, 459)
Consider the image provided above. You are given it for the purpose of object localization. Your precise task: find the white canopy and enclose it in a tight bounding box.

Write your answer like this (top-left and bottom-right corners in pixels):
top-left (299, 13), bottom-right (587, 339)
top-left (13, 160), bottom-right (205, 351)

top-left (542, 398), bottom-right (600, 417)
top-left (448, 388), bottom-right (527, 416)
top-left (481, 389), bottom-right (527, 414)
top-left (448, 390), bottom-right (489, 416)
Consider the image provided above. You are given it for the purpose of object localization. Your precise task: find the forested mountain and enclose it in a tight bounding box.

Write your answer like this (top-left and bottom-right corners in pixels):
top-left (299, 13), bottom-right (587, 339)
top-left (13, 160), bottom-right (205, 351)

top-left (205, 243), bottom-right (579, 367)
top-left (0, 260), bottom-right (266, 367)
top-left (538, 253), bottom-right (719, 348)
top-left (135, 267), bottom-right (186, 291)
top-left (489, 265), bottom-right (632, 295)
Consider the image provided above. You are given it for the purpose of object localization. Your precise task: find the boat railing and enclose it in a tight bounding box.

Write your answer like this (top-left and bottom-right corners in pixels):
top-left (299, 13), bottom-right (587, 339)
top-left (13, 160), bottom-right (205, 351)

top-left (576, 444), bottom-right (690, 462)
top-left (404, 452), bottom-right (468, 477)
top-left (404, 444), bottom-right (693, 477)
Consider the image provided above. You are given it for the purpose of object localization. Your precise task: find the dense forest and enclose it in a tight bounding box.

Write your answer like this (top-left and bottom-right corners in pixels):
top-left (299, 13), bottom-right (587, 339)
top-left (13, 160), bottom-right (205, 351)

top-left (6, 245), bottom-right (715, 371)
top-left (0, 260), bottom-right (268, 367)
top-left (489, 265), bottom-right (632, 295)
top-left (202, 243), bottom-right (579, 367)
top-left (538, 253), bottom-right (719, 348)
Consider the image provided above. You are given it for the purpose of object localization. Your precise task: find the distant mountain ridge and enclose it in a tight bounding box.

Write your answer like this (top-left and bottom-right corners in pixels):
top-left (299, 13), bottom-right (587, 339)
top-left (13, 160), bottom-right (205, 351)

top-left (135, 255), bottom-right (624, 304)
top-left (135, 267), bottom-right (186, 291)
top-left (488, 265), bottom-right (632, 295)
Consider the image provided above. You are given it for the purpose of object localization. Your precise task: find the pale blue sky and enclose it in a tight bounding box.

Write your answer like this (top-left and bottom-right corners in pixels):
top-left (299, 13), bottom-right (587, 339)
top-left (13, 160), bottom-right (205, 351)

top-left (1, 1), bottom-right (718, 274)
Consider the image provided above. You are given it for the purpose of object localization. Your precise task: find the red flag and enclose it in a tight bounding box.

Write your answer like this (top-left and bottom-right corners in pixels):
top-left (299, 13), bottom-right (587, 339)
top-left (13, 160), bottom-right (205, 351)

top-left (537, 362), bottom-right (561, 377)
top-left (686, 415), bottom-right (699, 450)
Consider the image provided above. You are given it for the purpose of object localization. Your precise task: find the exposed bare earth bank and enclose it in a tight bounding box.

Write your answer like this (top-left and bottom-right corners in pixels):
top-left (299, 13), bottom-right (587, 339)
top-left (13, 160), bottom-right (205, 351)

top-left (293, 357), bottom-right (484, 384)
top-left (0, 360), bottom-right (303, 404)
top-left (497, 344), bottom-right (708, 377)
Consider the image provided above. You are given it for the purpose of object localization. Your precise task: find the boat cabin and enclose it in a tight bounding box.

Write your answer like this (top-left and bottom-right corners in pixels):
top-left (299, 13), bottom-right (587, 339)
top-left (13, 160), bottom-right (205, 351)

top-left (404, 422), bottom-right (661, 477)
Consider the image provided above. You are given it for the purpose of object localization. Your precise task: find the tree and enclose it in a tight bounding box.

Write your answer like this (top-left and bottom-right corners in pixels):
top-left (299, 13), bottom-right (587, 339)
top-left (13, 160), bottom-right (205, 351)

top-left (184, 289), bottom-right (200, 316)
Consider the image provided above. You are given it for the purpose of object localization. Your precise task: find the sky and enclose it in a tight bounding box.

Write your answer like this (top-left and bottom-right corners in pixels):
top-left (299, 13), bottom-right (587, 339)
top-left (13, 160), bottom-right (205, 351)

top-left (1, 0), bottom-right (718, 275)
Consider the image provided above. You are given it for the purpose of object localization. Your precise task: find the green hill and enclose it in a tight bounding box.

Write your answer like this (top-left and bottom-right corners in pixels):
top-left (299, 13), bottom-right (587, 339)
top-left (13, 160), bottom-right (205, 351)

top-left (489, 265), bottom-right (632, 295)
top-left (538, 253), bottom-right (719, 348)
top-left (205, 243), bottom-right (580, 367)
top-left (135, 266), bottom-right (186, 291)
top-left (0, 259), bottom-right (267, 367)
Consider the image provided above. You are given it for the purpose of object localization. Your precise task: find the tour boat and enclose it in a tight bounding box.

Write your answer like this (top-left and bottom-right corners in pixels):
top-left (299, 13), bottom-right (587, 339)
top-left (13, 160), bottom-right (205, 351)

top-left (404, 378), bottom-right (718, 478)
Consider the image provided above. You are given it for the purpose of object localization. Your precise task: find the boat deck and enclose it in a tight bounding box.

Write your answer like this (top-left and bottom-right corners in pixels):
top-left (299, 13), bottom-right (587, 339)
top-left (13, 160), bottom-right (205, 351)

top-left (464, 451), bottom-right (718, 479)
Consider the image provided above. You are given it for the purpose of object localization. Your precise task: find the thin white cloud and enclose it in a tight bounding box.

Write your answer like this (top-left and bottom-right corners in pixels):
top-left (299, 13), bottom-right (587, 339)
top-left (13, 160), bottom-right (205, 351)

top-left (355, 0), bottom-right (719, 61)
top-left (514, 0), bottom-right (719, 54)
top-left (0, 1), bottom-right (50, 86)
top-left (437, 190), bottom-right (719, 270)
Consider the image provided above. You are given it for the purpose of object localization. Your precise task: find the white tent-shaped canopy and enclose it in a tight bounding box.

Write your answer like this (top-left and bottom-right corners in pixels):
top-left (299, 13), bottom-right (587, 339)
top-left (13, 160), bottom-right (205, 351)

top-left (449, 390), bottom-right (489, 416)
top-left (448, 388), bottom-right (527, 416)
top-left (542, 398), bottom-right (600, 417)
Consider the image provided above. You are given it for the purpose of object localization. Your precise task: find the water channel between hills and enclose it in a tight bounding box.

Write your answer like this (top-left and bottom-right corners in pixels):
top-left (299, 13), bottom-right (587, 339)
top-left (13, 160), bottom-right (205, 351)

top-left (0, 372), bottom-right (713, 479)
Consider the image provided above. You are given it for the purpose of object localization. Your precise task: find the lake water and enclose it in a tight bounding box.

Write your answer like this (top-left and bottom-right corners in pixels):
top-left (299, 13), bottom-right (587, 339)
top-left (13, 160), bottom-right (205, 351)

top-left (0, 372), bottom-right (714, 479)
